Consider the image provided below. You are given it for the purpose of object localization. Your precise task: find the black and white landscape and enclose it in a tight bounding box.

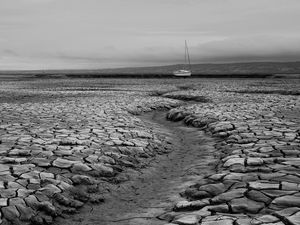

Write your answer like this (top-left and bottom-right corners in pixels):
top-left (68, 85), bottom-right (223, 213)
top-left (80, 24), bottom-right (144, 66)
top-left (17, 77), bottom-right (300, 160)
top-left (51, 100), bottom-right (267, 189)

top-left (0, 1), bottom-right (300, 225)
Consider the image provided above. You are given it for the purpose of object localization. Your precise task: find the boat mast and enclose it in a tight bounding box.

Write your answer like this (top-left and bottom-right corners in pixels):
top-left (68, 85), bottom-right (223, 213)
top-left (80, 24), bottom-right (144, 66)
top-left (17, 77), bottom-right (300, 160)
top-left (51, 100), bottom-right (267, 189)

top-left (184, 41), bottom-right (187, 69)
top-left (185, 40), bottom-right (191, 71)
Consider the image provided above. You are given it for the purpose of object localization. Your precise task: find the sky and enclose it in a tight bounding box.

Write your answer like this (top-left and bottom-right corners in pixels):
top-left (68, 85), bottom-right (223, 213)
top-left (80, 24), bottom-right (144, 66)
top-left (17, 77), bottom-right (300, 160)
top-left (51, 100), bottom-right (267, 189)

top-left (1, 0), bottom-right (300, 70)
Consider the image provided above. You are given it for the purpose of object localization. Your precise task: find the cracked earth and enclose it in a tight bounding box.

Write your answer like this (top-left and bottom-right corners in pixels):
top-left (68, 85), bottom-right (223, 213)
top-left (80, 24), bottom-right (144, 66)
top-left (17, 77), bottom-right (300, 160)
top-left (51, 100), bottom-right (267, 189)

top-left (0, 78), bottom-right (299, 225)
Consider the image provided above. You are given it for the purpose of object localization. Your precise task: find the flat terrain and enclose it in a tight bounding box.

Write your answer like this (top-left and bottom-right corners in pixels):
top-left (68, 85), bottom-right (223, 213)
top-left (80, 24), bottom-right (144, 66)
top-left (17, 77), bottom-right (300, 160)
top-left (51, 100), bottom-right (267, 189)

top-left (2, 61), bottom-right (300, 77)
top-left (0, 77), bottom-right (299, 225)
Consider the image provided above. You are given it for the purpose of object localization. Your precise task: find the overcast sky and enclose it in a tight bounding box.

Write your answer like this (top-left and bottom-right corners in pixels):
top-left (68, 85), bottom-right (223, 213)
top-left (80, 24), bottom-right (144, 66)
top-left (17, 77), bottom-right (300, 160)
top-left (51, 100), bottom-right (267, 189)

top-left (1, 0), bottom-right (300, 70)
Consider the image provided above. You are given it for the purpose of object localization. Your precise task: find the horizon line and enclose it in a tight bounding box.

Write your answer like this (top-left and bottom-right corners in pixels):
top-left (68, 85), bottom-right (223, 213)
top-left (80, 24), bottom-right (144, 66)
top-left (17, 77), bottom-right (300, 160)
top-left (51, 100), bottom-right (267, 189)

top-left (1, 60), bottom-right (300, 72)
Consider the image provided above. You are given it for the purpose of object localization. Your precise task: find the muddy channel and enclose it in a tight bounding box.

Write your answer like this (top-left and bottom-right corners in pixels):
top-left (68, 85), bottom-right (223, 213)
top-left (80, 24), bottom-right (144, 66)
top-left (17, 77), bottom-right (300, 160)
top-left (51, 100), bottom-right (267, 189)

top-left (54, 109), bottom-right (218, 225)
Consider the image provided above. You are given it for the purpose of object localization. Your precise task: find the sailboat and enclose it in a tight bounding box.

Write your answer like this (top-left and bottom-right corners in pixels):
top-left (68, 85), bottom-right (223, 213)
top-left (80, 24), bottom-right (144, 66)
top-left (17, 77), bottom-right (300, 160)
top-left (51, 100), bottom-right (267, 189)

top-left (173, 40), bottom-right (192, 77)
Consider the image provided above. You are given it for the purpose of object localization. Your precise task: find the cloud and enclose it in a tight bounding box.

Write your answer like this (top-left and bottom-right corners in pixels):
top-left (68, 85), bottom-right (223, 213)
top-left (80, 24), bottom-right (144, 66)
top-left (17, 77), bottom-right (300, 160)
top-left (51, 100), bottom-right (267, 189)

top-left (1, 49), bottom-right (18, 57)
top-left (210, 35), bottom-right (300, 54)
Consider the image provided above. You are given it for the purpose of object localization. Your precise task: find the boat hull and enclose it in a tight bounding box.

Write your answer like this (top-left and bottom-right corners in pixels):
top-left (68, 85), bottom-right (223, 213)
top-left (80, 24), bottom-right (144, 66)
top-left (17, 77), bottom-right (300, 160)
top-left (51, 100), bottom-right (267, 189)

top-left (173, 70), bottom-right (192, 77)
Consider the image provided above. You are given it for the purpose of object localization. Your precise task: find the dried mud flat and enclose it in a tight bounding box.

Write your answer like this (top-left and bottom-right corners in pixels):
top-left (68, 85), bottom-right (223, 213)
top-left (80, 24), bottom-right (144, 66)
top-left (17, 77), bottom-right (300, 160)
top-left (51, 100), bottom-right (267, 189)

top-left (0, 78), bottom-right (299, 225)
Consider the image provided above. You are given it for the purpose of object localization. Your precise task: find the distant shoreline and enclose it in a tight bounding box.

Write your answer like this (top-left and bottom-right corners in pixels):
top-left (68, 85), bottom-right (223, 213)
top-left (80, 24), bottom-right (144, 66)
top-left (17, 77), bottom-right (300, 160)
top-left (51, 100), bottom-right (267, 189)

top-left (0, 73), bottom-right (300, 80)
top-left (1, 61), bottom-right (300, 78)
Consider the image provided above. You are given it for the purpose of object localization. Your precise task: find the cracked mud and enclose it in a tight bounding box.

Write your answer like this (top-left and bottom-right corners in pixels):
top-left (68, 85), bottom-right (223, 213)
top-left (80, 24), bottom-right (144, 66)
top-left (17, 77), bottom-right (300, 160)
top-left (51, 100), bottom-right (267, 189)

top-left (0, 78), bottom-right (299, 225)
top-left (54, 110), bottom-right (216, 225)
